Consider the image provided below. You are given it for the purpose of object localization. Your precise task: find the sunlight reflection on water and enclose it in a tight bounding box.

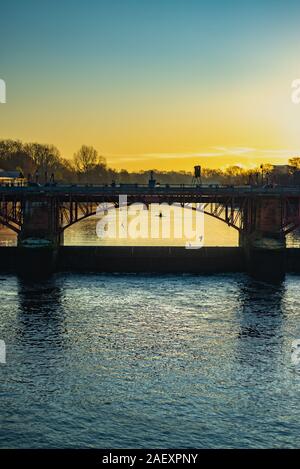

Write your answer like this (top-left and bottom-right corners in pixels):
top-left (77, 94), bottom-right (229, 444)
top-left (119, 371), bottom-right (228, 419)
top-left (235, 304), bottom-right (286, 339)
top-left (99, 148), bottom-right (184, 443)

top-left (0, 273), bottom-right (300, 448)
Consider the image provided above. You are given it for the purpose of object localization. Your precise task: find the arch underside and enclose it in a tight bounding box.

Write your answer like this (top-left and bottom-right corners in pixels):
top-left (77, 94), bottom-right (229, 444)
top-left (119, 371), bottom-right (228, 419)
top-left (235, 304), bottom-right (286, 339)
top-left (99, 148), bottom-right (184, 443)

top-left (0, 213), bottom-right (21, 234)
top-left (60, 201), bottom-right (243, 232)
top-left (0, 201), bottom-right (22, 234)
top-left (0, 217), bottom-right (20, 233)
top-left (60, 201), bottom-right (300, 236)
top-left (283, 220), bottom-right (300, 235)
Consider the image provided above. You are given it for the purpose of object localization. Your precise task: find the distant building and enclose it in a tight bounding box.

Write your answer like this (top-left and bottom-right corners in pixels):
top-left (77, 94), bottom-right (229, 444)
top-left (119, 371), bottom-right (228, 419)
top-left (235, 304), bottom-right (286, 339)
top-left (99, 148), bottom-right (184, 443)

top-left (0, 169), bottom-right (24, 185)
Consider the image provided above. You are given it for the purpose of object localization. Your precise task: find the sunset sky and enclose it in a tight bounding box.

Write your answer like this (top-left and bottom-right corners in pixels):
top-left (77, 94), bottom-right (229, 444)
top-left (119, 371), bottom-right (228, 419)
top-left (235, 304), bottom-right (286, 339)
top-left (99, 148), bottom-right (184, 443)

top-left (1, 0), bottom-right (300, 171)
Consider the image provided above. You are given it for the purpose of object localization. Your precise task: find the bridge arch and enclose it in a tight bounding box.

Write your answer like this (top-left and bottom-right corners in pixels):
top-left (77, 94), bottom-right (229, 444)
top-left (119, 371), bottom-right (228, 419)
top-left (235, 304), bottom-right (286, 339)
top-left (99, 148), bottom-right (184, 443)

top-left (60, 201), bottom-right (242, 233)
top-left (0, 216), bottom-right (21, 234)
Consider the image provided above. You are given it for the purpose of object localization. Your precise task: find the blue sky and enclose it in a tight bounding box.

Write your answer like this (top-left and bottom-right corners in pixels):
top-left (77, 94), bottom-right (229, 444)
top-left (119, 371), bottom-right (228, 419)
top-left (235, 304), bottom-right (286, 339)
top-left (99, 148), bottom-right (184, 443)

top-left (1, 0), bottom-right (300, 170)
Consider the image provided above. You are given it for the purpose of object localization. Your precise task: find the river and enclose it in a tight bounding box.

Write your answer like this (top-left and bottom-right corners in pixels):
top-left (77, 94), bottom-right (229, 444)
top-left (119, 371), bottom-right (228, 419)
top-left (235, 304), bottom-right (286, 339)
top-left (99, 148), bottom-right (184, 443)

top-left (0, 215), bottom-right (300, 448)
top-left (0, 273), bottom-right (300, 448)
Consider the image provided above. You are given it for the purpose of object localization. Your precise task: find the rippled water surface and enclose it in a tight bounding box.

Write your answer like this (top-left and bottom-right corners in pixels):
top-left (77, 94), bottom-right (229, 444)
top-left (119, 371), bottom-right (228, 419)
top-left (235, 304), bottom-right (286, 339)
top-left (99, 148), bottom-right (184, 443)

top-left (1, 273), bottom-right (300, 448)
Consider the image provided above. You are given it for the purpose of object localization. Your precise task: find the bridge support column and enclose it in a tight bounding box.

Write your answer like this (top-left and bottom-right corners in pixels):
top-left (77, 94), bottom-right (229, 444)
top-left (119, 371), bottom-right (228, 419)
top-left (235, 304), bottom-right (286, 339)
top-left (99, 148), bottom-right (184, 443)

top-left (17, 200), bottom-right (61, 275)
top-left (240, 198), bottom-right (286, 281)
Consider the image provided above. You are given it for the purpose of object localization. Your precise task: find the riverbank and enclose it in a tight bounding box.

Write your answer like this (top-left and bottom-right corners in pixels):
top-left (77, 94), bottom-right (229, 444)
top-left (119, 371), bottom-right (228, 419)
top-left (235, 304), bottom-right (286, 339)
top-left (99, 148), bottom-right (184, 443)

top-left (0, 246), bottom-right (241, 273)
top-left (0, 246), bottom-right (300, 274)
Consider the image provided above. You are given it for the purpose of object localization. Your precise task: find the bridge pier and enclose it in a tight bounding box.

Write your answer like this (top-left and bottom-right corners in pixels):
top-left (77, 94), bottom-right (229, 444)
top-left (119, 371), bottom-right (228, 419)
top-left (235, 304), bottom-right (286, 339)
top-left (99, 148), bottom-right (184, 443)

top-left (17, 200), bottom-right (62, 275)
top-left (240, 198), bottom-right (286, 281)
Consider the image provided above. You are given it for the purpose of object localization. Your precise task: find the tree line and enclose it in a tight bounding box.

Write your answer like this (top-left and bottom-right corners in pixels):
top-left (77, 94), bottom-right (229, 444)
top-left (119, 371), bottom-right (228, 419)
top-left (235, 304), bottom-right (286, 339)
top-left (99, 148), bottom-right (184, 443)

top-left (1, 139), bottom-right (300, 185)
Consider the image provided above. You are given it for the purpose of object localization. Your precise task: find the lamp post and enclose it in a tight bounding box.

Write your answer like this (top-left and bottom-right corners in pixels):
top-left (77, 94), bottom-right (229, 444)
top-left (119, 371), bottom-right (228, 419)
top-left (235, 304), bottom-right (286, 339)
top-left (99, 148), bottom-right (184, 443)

top-left (260, 164), bottom-right (264, 185)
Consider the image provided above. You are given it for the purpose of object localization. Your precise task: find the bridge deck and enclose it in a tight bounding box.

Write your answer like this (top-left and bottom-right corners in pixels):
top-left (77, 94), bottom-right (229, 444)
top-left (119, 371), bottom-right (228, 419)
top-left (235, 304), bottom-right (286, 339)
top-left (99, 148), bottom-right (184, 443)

top-left (0, 184), bottom-right (300, 200)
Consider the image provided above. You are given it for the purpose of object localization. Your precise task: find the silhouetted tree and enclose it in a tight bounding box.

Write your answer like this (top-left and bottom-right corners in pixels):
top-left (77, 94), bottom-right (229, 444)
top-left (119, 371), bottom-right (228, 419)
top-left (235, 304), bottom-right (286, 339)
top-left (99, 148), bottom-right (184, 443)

top-left (289, 157), bottom-right (300, 170)
top-left (24, 143), bottom-right (62, 181)
top-left (1, 138), bottom-right (298, 186)
top-left (73, 145), bottom-right (105, 171)
top-left (0, 139), bottom-right (35, 174)
top-left (72, 145), bottom-right (107, 183)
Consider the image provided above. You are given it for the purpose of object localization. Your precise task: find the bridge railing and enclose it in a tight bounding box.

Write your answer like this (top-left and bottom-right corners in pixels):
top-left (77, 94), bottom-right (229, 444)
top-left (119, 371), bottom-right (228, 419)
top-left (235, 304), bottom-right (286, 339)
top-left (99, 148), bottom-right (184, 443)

top-left (0, 183), bottom-right (300, 196)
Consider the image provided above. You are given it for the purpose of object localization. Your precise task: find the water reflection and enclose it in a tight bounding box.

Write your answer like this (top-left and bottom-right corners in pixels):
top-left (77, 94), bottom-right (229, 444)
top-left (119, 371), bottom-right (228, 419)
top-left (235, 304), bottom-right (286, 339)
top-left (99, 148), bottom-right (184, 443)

top-left (0, 212), bottom-right (239, 247)
top-left (64, 212), bottom-right (238, 247)
top-left (234, 278), bottom-right (285, 374)
top-left (1, 215), bottom-right (300, 247)
top-left (238, 279), bottom-right (285, 336)
top-left (16, 276), bottom-right (66, 350)
top-left (1, 274), bottom-right (300, 447)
